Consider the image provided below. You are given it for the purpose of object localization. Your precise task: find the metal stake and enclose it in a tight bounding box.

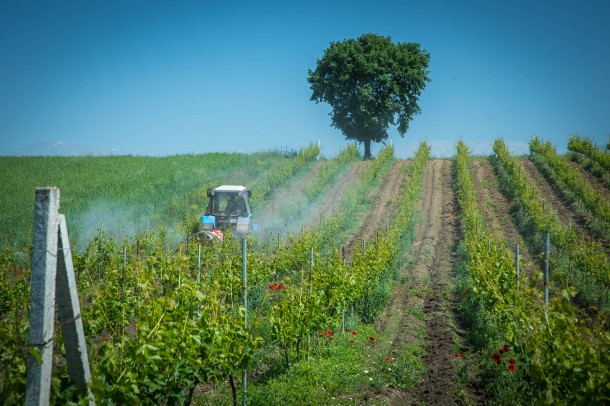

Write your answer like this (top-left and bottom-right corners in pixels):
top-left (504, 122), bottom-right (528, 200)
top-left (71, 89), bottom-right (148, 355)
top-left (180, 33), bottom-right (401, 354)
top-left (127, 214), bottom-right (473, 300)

top-left (242, 237), bottom-right (248, 406)
top-left (544, 232), bottom-right (550, 318)
top-left (515, 243), bottom-right (520, 287)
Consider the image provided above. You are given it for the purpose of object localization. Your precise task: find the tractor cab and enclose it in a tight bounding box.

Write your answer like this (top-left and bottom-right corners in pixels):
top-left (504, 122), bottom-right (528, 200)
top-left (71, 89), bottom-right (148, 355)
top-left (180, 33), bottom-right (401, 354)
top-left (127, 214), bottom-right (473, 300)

top-left (200, 185), bottom-right (252, 241)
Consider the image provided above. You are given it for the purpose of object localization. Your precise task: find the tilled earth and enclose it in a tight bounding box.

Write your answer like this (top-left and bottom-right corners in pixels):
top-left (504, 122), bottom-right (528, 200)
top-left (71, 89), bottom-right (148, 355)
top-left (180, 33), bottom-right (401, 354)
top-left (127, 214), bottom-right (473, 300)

top-left (342, 160), bottom-right (411, 257)
top-left (370, 159), bottom-right (462, 405)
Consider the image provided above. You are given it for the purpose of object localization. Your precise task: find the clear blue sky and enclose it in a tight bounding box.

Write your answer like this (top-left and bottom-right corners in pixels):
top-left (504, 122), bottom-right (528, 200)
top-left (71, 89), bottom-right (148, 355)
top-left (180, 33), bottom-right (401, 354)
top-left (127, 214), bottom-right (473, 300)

top-left (1, 0), bottom-right (609, 158)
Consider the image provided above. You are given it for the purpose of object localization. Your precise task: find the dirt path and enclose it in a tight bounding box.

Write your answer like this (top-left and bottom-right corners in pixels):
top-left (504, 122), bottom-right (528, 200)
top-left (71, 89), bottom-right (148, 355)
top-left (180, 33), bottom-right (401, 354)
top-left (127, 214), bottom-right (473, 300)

top-left (374, 159), bottom-right (463, 405)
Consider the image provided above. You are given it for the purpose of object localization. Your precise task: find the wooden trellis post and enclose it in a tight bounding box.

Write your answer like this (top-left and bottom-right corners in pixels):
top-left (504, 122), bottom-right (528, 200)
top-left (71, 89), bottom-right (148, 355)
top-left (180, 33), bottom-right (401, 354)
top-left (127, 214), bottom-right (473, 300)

top-left (26, 188), bottom-right (94, 405)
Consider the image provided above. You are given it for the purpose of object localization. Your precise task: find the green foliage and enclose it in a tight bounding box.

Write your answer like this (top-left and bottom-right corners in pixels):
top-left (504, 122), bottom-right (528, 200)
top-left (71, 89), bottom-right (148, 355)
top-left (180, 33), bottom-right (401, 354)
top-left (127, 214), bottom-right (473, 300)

top-left (0, 297), bottom-right (28, 405)
top-left (493, 138), bottom-right (610, 288)
top-left (250, 143), bottom-right (320, 208)
top-left (568, 135), bottom-right (610, 173)
top-left (459, 140), bottom-right (610, 404)
top-left (308, 33), bottom-right (430, 157)
top-left (0, 152), bottom-right (289, 249)
top-left (302, 144), bottom-right (359, 200)
top-left (530, 136), bottom-right (610, 228)
top-left (0, 142), bottom-right (429, 404)
top-left (310, 144), bottom-right (396, 252)
top-left (204, 324), bottom-right (393, 406)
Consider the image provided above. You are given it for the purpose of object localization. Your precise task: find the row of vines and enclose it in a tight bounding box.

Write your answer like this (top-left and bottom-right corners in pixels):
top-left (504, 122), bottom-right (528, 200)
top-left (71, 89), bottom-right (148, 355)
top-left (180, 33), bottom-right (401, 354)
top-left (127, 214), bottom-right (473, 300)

top-left (529, 137), bottom-right (610, 232)
top-left (492, 139), bottom-right (610, 289)
top-left (0, 142), bottom-right (429, 405)
top-left (456, 140), bottom-right (610, 403)
top-left (568, 135), bottom-right (610, 174)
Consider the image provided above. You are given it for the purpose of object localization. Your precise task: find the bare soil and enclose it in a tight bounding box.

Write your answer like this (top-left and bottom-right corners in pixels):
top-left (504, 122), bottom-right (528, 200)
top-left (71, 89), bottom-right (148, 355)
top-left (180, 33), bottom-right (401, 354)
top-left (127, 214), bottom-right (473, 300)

top-left (373, 159), bottom-right (465, 405)
top-left (342, 160), bottom-right (411, 258)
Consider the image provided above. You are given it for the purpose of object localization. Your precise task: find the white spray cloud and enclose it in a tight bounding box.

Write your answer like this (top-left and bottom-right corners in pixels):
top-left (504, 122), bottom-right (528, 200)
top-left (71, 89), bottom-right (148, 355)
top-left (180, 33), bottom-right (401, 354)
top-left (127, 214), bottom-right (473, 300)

top-left (72, 199), bottom-right (152, 247)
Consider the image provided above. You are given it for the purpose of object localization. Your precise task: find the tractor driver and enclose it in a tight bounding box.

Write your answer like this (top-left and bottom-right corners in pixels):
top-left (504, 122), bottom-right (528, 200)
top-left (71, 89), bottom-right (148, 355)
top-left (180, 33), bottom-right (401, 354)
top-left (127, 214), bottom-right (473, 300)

top-left (226, 195), bottom-right (241, 216)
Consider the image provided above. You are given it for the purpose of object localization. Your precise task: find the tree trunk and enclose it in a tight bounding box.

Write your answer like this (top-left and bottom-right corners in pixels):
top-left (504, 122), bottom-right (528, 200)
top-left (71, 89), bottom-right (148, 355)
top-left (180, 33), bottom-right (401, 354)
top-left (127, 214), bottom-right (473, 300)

top-left (229, 375), bottom-right (237, 406)
top-left (364, 139), bottom-right (372, 159)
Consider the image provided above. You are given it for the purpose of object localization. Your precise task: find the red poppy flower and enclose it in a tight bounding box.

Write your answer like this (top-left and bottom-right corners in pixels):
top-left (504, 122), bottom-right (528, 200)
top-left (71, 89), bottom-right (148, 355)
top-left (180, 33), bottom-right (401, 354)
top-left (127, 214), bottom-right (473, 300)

top-left (268, 282), bottom-right (285, 292)
top-left (460, 353), bottom-right (465, 357)
top-left (499, 344), bottom-right (510, 354)
top-left (369, 336), bottom-right (375, 342)
top-left (509, 358), bottom-right (515, 365)
top-left (325, 330), bottom-right (333, 336)
top-left (349, 339), bottom-right (355, 344)
top-left (352, 331), bottom-right (357, 336)
top-left (492, 353), bottom-right (502, 364)
top-left (508, 364), bottom-right (515, 373)
top-left (454, 354), bottom-right (459, 359)
top-left (385, 357), bottom-right (391, 362)
top-left (345, 328), bottom-right (350, 332)
top-left (328, 336), bottom-right (334, 341)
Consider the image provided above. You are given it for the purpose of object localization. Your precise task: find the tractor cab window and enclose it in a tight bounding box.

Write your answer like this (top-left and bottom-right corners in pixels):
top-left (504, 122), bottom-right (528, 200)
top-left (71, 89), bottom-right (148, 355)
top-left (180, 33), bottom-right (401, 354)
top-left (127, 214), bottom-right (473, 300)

top-left (210, 193), bottom-right (243, 216)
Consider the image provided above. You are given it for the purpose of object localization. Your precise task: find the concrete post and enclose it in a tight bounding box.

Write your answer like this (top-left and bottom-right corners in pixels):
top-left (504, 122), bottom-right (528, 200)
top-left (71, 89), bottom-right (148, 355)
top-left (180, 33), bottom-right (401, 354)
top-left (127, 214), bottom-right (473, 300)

top-left (27, 189), bottom-right (94, 405)
top-left (27, 188), bottom-right (60, 406)
top-left (57, 214), bottom-right (94, 404)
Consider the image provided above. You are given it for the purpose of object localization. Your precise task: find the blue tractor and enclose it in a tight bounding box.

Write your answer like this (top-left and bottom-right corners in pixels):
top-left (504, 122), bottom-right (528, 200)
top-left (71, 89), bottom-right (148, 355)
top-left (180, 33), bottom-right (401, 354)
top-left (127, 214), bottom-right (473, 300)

top-left (197, 185), bottom-right (252, 242)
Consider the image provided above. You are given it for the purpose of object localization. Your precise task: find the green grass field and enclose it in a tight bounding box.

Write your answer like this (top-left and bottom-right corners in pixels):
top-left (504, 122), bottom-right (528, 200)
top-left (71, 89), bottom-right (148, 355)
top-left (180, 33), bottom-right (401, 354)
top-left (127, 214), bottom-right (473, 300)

top-left (0, 152), bottom-right (289, 249)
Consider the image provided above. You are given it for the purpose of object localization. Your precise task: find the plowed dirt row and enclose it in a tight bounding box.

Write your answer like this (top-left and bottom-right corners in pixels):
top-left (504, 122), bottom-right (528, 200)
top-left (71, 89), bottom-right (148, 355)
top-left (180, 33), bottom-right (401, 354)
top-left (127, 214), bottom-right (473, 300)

top-left (374, 159), bottom-right (462, 405)
top-left (342, 160), bottom-right (411, 257)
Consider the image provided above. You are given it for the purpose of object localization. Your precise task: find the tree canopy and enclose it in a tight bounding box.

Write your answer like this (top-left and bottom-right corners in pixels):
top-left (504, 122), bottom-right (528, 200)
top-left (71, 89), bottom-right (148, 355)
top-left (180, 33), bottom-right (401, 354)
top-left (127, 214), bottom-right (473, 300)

top-left (308, 33), bottom-right (430, 158)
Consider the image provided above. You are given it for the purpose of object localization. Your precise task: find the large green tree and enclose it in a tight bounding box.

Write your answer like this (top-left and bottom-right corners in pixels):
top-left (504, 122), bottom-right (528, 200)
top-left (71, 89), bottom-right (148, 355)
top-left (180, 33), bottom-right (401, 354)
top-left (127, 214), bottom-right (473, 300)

top-left (308, 33), bottom-right (430, 158)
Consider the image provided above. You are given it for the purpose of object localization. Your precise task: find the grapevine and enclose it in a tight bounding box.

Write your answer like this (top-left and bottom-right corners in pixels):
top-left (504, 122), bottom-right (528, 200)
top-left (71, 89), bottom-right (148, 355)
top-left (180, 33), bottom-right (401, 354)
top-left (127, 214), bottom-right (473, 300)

top-left (568, 135), bottom-right (610, 173)
top-left (493, 138), bottom-right (610, 288)
top-left (457, 140), bottom-right (610, 403)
